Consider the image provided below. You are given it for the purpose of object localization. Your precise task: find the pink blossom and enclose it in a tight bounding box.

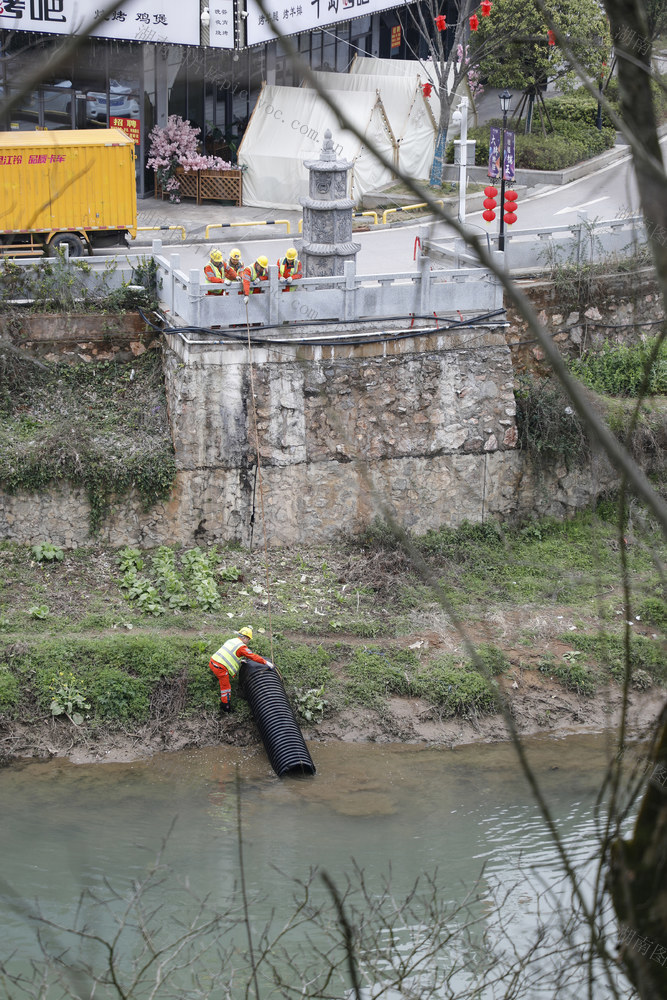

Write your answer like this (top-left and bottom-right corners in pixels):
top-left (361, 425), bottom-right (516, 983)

top-left (148, 115), bottom-right (233, 201)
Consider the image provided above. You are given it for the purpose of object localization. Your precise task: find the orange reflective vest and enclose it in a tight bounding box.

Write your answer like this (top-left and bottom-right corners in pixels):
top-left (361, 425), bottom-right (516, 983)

top-left (277, 256), bottom-right (302, 281)
top-left (204, 260), bottom-right (239, 294)
top-left (241, 263), bottom-right (268, 296)
top-left (210, 637), bottom-right (245, 678)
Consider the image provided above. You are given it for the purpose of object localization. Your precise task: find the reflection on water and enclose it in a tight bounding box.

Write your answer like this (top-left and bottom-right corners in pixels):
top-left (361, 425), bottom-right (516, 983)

top-left (0, 733), bottom-right (636, 998)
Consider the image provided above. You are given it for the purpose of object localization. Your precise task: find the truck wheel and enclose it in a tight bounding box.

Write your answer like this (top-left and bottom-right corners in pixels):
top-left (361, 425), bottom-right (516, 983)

top-left (47, 233), bottom-right (86, 258)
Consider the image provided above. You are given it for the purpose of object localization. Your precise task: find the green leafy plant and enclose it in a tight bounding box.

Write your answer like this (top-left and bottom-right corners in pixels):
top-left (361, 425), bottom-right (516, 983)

top-left (31, 542), bottom-right (64, 563)
top-left (28, 604), bottom-right (49, 619)
top-left (294, 684), bottom-right (329, 723)
top-left (117, 547), bottom-right (145, 573)
top-left (48, 670), bottom-right (90, 726)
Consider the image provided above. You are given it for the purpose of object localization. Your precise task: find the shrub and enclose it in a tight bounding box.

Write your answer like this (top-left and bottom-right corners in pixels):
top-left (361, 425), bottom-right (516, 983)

top-left (445, 114), bottom-right (615, 171)
top-left (514, 375), bottom-right (590, 470)
top-left (88, 667), bottom-right (150, 720)
top-left (568, 337), bottom-right (667, 397)
top-left (415, 660), bottom-right (497, 715)
top-left (638, 596), bottom-right (667, 630)
top-left (538, 656), bottom-right (596, 695)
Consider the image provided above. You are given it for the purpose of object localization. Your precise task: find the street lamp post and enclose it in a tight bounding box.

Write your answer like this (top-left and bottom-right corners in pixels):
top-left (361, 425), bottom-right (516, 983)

top-left (452, 96), bottom-right (469, 224)
top-left (498, 88), bottom-right (512, 252)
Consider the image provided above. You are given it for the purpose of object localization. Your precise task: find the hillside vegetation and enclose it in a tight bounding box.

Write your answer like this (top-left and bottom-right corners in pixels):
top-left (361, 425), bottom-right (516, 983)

top-left (0, 508), bottom-right (665, 763)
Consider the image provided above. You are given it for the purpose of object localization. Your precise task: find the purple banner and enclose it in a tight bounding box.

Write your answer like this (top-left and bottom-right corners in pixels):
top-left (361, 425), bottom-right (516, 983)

top-left (503, 130), bottom-right (516, 181)
top-left (488, 126), bottom-right (501, 178)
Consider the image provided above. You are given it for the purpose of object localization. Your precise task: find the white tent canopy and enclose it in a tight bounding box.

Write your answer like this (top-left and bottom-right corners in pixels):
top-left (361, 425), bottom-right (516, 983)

top-left (349, 55), bottom-right (458, 124)
top-left (237, 83), bottom-right (397, 210)
top-left (304, 70), bottom-right (437, 181)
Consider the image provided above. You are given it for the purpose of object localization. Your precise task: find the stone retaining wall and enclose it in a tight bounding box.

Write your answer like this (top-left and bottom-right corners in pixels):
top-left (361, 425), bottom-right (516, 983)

top-left (3, 266), bottom-right (654, 548)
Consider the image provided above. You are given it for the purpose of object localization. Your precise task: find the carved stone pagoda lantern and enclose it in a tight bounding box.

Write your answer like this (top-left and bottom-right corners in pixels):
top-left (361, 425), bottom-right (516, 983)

top-left (300, 130), bottom-right (360, 277)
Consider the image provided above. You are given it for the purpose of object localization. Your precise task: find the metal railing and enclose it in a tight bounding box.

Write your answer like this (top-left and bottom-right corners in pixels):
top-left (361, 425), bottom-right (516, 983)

top-left (382, 200), bottom-right (445, 225)
top-left (205, 219), bottom-right (291, 239)
top-left (135, 225), bottom-right (186, 241)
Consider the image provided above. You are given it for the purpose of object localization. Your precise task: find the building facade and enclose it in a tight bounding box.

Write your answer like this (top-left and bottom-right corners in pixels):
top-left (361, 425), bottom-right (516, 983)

top-left (0, 0), bottom-right (453, 197)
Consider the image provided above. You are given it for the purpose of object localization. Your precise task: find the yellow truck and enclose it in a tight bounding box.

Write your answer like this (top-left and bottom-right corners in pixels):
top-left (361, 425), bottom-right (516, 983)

top-left (0, 128), bottom-right (137, 257)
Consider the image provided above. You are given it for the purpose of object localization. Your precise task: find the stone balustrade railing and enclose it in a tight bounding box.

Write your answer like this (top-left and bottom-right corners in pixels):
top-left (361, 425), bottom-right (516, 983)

top-left (153, 243), bottom-right (505, 330)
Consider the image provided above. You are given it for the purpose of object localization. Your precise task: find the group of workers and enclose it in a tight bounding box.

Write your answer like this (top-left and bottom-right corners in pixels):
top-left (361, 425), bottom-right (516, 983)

top-left (209, 625), bottom-right (274, 713)
top-left (204, 246), bottom-right (302, 301)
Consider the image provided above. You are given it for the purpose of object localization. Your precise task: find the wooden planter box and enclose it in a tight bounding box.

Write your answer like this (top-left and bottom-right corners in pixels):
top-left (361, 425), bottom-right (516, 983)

top-left (155, 166), bottom-right (198, 201)
top-left (199, 168), bottom-right (243, 205)
top-left (154, 167), bottom-right (243, 206)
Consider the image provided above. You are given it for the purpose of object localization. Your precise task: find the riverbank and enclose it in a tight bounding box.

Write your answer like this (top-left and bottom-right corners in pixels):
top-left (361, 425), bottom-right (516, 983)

top-left (0, 514), bottom-right (665, 767)
top-left (2, 677), bottom-right (663, 766)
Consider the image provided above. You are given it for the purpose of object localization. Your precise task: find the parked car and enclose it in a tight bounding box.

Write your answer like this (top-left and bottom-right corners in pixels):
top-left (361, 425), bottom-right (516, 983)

top-left (86, 80), bottom-right (140, 121)
top-left (30, 79), bottom-right (139, 121)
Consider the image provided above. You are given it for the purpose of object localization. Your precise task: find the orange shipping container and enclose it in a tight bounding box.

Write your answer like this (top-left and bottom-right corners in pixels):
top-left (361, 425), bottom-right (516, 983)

top-left (0, 128), bottom-right (137, 257)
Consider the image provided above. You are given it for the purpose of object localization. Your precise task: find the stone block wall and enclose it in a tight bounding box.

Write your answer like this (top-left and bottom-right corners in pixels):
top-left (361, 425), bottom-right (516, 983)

top-left (0, 279), bottom-right (638, 549)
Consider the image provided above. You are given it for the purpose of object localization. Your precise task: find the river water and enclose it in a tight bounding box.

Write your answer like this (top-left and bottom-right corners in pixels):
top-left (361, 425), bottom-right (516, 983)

top-left (1, 733), bottom-right (637, 999)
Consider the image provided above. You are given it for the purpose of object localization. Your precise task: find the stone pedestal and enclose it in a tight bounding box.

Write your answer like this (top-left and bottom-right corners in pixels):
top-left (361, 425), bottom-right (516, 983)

top-left (300, 130), bottom-right (360, 277)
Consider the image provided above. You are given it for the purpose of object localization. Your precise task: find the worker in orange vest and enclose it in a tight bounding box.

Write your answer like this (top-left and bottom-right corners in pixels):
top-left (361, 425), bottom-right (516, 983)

top-left (241, 256), bottom-right (269, 301)
top-left (277, 247), bottom-right (302, 290)
top-left (204, 249), bottom-right (239, 294)
top-left (209, 626), bottom-right (274, 713)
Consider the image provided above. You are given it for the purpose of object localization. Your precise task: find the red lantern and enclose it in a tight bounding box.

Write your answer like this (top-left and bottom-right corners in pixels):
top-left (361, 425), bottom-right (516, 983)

top-left (469, 14), bottom-right (479, 31)
top-left (504, 190), bottom-right (517, 225)
top-left (483, 185), bottom-right (497, 221)
top-left (422, 82), bottom-right (433, 97)
top-left (547, 29), bottom-right (556, 45)
top-left (480, 1), bottom-right (492, 16)
top-left (435, 14), bottom-right (447, 31)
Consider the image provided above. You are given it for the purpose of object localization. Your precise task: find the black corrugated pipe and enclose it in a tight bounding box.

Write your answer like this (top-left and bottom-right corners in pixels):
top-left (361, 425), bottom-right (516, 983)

top-left (238, 660), bottom-right (316, 778)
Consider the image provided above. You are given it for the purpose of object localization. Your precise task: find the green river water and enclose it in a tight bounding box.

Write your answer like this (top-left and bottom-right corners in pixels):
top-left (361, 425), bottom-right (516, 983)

top-left (0, 732), bottom-right (638, 999)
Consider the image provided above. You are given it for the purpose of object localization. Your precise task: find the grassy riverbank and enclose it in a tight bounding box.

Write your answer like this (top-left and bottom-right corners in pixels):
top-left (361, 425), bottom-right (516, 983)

top-left (0, 509), bottom-right (665, 763)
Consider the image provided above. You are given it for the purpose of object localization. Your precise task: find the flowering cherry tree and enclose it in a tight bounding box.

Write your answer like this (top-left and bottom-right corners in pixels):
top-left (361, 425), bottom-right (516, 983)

top-left (147, 115), bottom-right (232, 201)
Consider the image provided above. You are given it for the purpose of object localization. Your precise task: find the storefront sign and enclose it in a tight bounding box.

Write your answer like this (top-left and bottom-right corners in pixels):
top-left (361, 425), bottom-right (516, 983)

top-left (110, 116), bottom-right (140, 143)
top-left (0, 1), bottom-right (200, 46)
top-left (390, 24), bottom-right (400, 48)
top-left (246, 0), bottom-right (404, 46)
top-left (208, 0), bottom-right (235, 49)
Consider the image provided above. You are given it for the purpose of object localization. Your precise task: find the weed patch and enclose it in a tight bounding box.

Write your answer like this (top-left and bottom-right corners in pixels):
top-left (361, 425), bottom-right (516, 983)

top-left (0, 351), bottom-right (175, 532)
top-left (414, 657), bottom-right (497, 715)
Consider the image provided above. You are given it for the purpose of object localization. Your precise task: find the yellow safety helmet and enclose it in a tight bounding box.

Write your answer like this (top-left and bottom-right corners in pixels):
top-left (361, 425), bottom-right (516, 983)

top-left (286, 247), bottom-right (298, 261)
top-left (229, 248), bottom-right (242, 261)
top-left (238, 626), bottom-right (253, 640)
top-left (210, 249), bottom-right (224, 263)
top-left (257, 256), bottom-right (269, 269)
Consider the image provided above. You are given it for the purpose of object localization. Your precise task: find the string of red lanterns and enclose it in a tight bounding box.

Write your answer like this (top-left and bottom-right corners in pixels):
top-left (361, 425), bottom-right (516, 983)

top-left (434, 3), bottom-right (491, 35)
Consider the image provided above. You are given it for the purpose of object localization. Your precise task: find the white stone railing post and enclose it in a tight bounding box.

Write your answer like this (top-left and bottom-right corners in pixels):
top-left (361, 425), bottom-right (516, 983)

top-left (188, 269), bottom-right (201, 327)
top-left (267, 264), bottom-right (279, 326)
top-left (344, 260), bottom-right (356, 321)
top-left (169, 255), bottom-right (180, 316)
top-left (419, 255), bottom-right (431, 315)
